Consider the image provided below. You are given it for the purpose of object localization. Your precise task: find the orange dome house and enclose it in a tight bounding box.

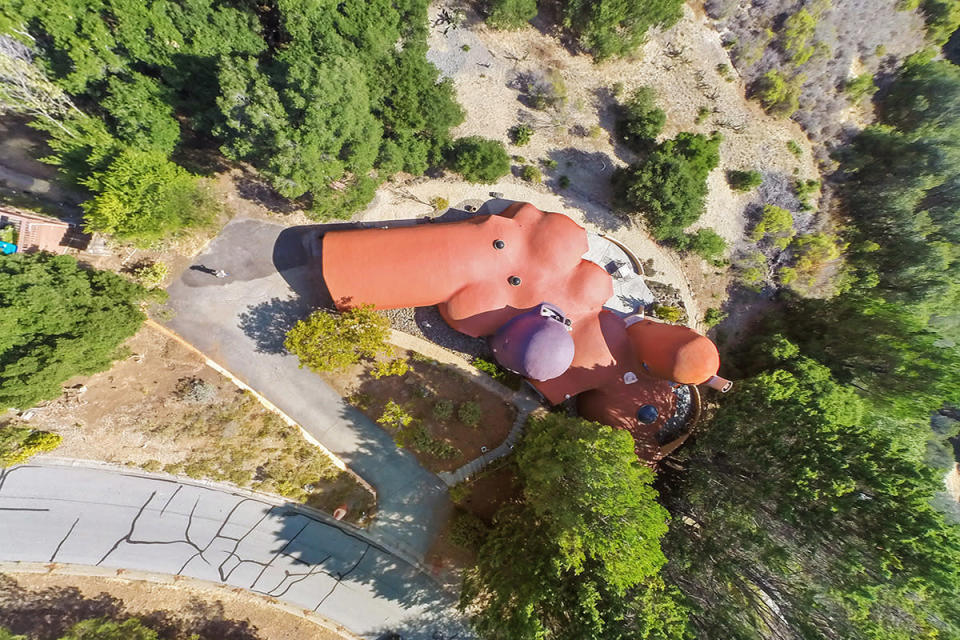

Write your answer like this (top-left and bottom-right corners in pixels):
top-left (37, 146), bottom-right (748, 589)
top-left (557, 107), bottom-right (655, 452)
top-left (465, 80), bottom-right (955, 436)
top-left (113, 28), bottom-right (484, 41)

top-left (321, 202), bottom-right (731, 462)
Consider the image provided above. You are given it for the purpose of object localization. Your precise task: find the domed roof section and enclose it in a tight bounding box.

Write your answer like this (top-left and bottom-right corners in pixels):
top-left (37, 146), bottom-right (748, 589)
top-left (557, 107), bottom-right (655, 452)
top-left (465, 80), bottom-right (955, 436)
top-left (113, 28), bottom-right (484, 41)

top-left (490, 303), bottom-right (575, 382)
top-left (627, 319), bottom-right (720, 385)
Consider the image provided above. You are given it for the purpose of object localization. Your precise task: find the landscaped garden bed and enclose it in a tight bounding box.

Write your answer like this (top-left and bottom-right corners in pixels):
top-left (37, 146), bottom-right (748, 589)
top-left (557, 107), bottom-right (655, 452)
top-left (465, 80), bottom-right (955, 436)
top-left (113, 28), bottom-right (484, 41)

top-left (318, 350), bottom-right (517, 473)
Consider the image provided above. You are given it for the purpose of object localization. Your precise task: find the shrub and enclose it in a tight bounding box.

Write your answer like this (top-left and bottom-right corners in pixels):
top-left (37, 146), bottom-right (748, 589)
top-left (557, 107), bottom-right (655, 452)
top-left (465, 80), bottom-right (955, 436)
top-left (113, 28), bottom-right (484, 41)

top-left (751, 204), bottom-right (795, 248)
top-left (558, 175), bottom-right (571, 188)
top-left (433, 399), bottom-right (455, 421)
top-left (716, 63), bottom-right (733, 81)
top-left (431, 196), bottom-right (449, 211)
top-left (588, 124), bottom-right (603, 139)
top-left (472, 357), bottom-right (524, 389)
top-left (726, 169), bottom-right (763, 192)
top-left (0, 427), bottom-right (62, 467)
top-left (613, 132), bottom-right (722, 241)
top-left (843, 73), bottom-right (877, 102)
top-left (131, 260), bottom-right (168, 289)
top-left (686, 228), bottom-right (727, 261)
top-left (378, 400), bottom-right (414, 430)
top-left (541, 158), bottom-right (558, 169)
top-left (509, 123), bottom-right (533, 146)
top-left (449, 481), bottom-right (470, 503)
top-left (458, 400), bottom-right (482, 427)
top-left (753, 70), bottom-right (803, 118)
top-left (786, 140), bottom-right (803, 156)
top-left (449, 510), bottom-right (489, 550)
top-left (780, 8), bottom-right (817, 65)
top-left (780, 232), bottom-right (845, 289)
top-left (487, 0), bottom-right (537, 30)
top-left (450, 137), bottom-right (511, 183)
top-left (793, 178), bottom-right (820, 211)
top-left (60, 618), bottom-right (159, 640)
top-left (611, 82), bottom-right (625, 97)
top-left (558, 0), bottom-right (684, 60)
top-left (80, 148), bottom-right (218, 245)
top-left (695, 106), bottom-right (711, 125)
top-left (519, 70), bottom-right (567, 110)
top-left (371, 357), bottom-right (410, 379)
top-left (284, 305), bottom-right (392, 372)
top-left (616, 87), bottom-right (666, 151)
top-left (174, 377), bottom-right (217, 404)
top-left (520, 164), bottom-right (542, 183)
top-left (653, 304), bottom-right (686, 323)
top-left (703, 307), bottom-right (728, 328)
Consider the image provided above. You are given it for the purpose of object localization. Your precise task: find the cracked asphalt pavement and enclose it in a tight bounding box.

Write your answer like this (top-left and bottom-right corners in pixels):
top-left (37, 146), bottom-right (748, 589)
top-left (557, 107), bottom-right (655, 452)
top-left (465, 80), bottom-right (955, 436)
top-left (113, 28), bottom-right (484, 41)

top-left (0, 463), bottom-right (469, 639)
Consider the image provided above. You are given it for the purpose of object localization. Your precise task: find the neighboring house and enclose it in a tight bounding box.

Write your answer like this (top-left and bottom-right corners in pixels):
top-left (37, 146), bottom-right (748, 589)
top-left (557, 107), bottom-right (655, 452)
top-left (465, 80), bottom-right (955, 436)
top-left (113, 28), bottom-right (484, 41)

top-left (0, 204), bottom-right (84, 254)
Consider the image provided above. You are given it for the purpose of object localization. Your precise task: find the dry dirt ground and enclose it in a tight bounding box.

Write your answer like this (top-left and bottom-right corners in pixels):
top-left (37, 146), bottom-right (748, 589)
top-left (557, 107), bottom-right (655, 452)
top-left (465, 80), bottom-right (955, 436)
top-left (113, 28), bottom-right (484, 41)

top-left (0, 572), bottom-right (352, 640)
top-left (23, 324), bottom-right (374, 523)
top-left (317, 351), bottom-right (516, 473)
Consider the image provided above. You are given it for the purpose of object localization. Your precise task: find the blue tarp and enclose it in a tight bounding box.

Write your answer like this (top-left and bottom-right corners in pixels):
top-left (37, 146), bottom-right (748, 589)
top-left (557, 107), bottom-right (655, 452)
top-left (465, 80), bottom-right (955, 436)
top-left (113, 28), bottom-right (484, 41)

top-left (0, 241), bottom-right (17, 255)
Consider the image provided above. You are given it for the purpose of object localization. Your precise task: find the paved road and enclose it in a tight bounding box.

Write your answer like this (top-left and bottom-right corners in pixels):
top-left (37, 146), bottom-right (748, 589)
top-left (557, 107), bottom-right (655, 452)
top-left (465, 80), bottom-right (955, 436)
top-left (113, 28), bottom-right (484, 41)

top-left (0, 463), bottom-right (468, 639)
top-left (164, 218), bottom-right (452, 563)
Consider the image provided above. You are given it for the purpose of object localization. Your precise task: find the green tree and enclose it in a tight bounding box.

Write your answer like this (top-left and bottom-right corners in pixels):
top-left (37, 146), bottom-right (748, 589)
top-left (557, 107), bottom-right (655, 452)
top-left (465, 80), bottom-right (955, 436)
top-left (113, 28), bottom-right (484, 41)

top-left (0, 253), bottom-right (147, 409)
top-left (613, 132), bottom-right (721, 241)
top-left (752, 69), bottom-right (803, 117)
top-left (449, 136), bottom-right (511, 183)
top-left (662, 338), bottom-right (960, 639)
top-left (102, 72), bottom-right (180, 155)
top-left (487, 0), bottom-right (538, 30)
top-left (684, 228), bottom-right (727, 261)
top-left (284, 306), bottom-right (392, 372)
top-left (461, 412), bottom-right (688, 639)
top-left (81, 148), bottom-right (218, 244)
top-left (59, 618), bottom-right (159, 640)
top-left (558, 0), bottom-right (684, 60)
top-left (616, 87), bottom-right (666, 151)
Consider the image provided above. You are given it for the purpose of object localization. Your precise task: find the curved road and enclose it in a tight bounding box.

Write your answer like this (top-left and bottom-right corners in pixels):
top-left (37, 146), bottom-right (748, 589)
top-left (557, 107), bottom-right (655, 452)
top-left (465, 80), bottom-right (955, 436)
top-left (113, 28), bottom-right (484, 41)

top-left (0, 462), bottom-right (468, 639)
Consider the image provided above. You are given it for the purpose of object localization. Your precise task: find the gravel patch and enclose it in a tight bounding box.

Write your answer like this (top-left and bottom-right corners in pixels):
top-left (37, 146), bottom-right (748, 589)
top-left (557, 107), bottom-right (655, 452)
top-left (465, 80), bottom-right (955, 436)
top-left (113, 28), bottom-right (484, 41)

top-left (382, 306), bottom-right (491, 362)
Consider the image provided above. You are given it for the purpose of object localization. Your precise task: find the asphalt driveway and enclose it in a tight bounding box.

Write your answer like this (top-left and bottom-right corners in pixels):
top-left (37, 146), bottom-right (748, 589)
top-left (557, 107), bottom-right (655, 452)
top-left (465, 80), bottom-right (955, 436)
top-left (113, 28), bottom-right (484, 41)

top-left (163, 218), bottom-right (451, 564)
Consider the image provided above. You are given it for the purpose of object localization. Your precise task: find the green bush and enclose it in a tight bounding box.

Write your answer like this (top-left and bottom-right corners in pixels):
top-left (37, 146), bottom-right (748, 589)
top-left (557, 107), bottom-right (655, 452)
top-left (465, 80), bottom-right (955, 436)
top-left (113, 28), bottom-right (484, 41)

top-left (520, 164), bottom-right (542, 183)
top-left (449, 509), bottom-right (489, 550)
top-left (685, 228), bottom-right (727, 261)
top-left (450, 137), bottom-right (511, 183)
top-left (726, 169), bottom-right (763, 192)
top-left (786, 140), bottom-right (803, 156)
top-left (0, 253), bottom-right (148, 410)
top-left (843, 73), bottom-right (877, 102)
top-left (433, 399), bottom-right (455, 421)
top-left (60, 618), bottom-right (159, 640)
top-left (378, 400), bottom-right (414, 430)
top-left (0, 427), bottom-right (62, 467)
top-left (558, 0), bottom-right (684, 60)
top-left (371, 357), bottom-right (410, 379)
top-left (695, 106), bottom-right (711, 125)
top-left (80, 148), bottom-right (218, 245)
top-left (509, 123), bottom-right (533, 146)
top-left (458, 400), bottom-right (483, 427)
top-left (653, 304), bottom-right (686, 323)
top-left (751, 204), bottom-right (796, 249)
top-left (716, 63), bottom-right (733, 81)
top-left (794, 178), bottom-right (820, 211)
top-left (780, 8), bottom-right (817, 65)
top-left (285, 305), bottom-right (392, 373)
top-left (753, 70), bottom-right (803, 117)
top-left (558, 175), bottom-right (571, 188)
top-left (703, 307), bottom-right (728, 328)
top-left (131, 260), bottom-right (168, 289)
top-left (487, 0), bottom-right (538, 30)
top-left (616, 87), bottom-right (666, 151)
top-left (613, 132), bottom-right (722, 241)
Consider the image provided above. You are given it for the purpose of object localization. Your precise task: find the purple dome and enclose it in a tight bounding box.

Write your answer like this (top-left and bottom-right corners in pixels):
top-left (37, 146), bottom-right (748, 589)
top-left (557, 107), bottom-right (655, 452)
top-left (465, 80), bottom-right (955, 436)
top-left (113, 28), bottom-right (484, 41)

top-left (490, 303), bottom-right (575, 381)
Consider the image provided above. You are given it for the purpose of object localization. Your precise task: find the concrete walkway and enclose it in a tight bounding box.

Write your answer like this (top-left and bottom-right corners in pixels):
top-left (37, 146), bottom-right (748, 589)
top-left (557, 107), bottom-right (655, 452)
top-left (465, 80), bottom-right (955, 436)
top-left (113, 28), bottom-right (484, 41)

top-left (164, 218), bottom-right (452, 565)
top-left (0, 461), bottom-right (469, 639)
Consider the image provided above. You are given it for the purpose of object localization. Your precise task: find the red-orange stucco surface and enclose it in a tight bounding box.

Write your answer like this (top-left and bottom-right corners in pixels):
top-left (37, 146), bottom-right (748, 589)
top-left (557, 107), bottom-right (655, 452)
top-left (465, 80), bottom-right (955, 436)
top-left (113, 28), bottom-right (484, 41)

top-left (321, 202), bottom-right (720, 461)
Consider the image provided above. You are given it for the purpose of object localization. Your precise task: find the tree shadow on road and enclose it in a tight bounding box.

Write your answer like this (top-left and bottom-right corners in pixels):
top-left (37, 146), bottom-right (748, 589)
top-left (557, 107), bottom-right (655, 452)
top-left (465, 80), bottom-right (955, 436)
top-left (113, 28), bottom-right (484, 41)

top-left (0, 574), bottom-right (267, 640)
top-left (237, 297), bottom-right (306, 355)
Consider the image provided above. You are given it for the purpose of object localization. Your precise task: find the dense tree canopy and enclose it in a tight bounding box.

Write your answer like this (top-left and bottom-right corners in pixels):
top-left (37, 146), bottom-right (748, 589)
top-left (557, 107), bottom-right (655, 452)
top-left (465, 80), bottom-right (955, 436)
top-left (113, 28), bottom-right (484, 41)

top-left (0, 253), bottom-right (148, 410)
top-left (558, 0), bottom-right (685, 60)
top-left (449, 136), bottom-right (511, 183)
top-left (461, 413), bottom-right (688, 640)
top-left (0, 0), bottom-right (463, 227)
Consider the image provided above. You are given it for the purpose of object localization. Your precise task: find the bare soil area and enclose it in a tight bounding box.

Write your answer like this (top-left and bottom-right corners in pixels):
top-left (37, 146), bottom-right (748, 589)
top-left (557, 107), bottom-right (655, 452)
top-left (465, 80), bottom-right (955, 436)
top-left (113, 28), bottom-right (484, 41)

top-left (318, 351), bottom-right (516, 473)
top-left (23, 325), bottom-right (374, 524)
top-left (0, 572), bottom-right (352, 640)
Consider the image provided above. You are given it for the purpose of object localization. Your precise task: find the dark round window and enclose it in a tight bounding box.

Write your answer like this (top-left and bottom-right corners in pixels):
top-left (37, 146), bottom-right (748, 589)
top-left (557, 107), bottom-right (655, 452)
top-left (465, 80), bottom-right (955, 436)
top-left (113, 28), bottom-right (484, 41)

top-left (637, 404), bottom-right (659, 424)
top-left (493, 239), bottom-right (505, 249)
top-left (508, 275), bottom-right (521, 286)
